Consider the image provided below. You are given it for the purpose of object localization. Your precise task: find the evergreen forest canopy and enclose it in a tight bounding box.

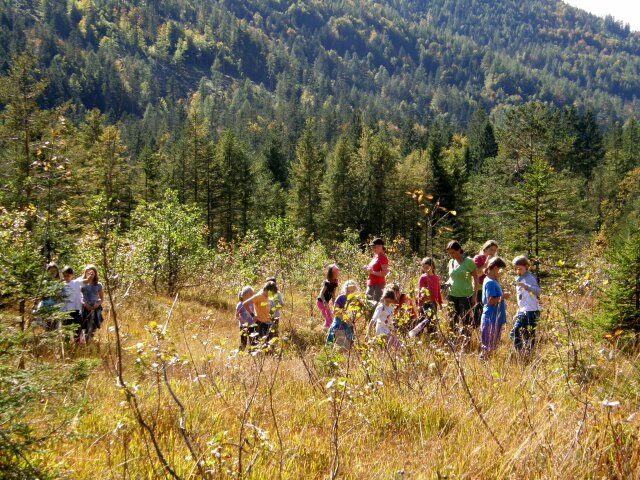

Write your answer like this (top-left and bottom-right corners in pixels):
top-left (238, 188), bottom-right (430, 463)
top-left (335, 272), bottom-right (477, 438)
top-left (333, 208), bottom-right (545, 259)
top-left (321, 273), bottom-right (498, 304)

top-left (0, 0), bottom-right (638, 279)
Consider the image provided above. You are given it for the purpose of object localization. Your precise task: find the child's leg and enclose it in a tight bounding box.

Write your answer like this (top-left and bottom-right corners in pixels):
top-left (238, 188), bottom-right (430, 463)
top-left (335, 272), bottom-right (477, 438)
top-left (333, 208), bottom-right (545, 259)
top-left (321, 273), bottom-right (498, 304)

top-left (316, 299), bottom-right (333, 328)
top-left (481, 322), bottom-right (500, 354)
top-left (239, 327), bottom-right (248, 350)
top-left (510, 312), bottom-right (525, 350)
top-left (326, 318), bottom-right (340, 345)
top-left (525, 311), bottom-right (539, 351)
top-left (386, 333), bottom-right (401, 350)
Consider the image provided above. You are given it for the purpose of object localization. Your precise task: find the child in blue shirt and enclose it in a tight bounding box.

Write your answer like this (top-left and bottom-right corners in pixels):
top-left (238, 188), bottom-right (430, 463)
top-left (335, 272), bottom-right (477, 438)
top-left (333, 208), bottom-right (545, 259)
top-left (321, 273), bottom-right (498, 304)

top-left (481, 257), bottom-right (509, 358)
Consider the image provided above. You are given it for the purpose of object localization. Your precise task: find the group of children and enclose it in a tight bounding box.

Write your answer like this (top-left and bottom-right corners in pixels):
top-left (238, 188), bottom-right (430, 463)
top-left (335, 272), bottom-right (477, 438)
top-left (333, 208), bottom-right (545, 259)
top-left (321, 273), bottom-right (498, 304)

top-left (36, 262), bottom-right (104, 342)
top-left (235, 277), bottom-right (284, 350)
top-left (313, 244), bottom-right (541, 358)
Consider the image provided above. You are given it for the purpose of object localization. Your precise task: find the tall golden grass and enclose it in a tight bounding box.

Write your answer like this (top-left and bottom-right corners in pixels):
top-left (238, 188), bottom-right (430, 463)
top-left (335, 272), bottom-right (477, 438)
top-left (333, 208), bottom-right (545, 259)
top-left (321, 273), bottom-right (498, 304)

top-left (28, 283), bottom-right (640, 479)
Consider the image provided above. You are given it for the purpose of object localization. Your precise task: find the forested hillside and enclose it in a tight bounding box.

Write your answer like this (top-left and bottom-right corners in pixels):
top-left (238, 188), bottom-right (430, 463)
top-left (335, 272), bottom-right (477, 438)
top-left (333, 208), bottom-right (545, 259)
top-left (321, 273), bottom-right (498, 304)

top-left (1, 0), bottom-right (639, 249)
top-left (2, 0), bottom-right (640, 123)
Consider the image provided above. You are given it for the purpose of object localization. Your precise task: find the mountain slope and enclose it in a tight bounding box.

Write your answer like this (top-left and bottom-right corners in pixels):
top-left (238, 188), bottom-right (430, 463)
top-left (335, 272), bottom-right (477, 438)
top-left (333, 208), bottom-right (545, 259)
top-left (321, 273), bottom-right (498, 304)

top-left (0, 0), bottom-right (639, 125)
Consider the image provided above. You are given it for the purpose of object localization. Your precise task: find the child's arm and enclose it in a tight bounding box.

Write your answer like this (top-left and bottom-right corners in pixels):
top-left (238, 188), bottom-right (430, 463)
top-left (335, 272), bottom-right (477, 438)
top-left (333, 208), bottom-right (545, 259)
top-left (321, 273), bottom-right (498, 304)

top-left (486, 295), bottom-right (503, 306)
top-left (242, 290), bottom-right (261, 308)
top-left (518, 274), bottom-right (540, 296)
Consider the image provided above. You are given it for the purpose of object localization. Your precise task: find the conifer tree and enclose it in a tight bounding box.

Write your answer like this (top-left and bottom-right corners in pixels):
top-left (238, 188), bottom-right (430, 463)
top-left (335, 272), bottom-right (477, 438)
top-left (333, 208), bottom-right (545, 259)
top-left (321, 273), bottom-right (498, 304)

top-left (319, 137), bottom-right (363, 241)
top-left (212, 129), bottom-right (252, 241)
top-left (466, 107), bottom-right (498, 171)
top-left (288, 121), bottom-right (325, 235)
top-left (0, 52), bottom-right (49, 210)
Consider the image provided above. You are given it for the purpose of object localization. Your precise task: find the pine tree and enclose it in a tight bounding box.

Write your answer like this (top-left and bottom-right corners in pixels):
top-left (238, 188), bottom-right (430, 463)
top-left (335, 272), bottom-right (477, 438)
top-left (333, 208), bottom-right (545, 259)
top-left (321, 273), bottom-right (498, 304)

top-left (288, 122), bottom-right (325, 235)
top-left (212, 130), bottom-right (253, 241)
top-left (602, 227), bottom-right (640, 332)
top-left (319, 137), bottom-right (363, 241)
top-left (0, 52), bottom-right (49, 210)
top-left (466, 107), bottom-right (497, 171)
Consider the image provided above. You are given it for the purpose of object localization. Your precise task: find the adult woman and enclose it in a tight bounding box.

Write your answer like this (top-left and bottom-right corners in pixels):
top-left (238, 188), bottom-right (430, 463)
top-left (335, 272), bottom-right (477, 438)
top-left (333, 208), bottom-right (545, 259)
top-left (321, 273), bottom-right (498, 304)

top-left (445, 240), bottom-right (478, 338)
top-left (365, 238), bottom-right (389, 302)
top-left (473, 240), bottom-right (498, 327)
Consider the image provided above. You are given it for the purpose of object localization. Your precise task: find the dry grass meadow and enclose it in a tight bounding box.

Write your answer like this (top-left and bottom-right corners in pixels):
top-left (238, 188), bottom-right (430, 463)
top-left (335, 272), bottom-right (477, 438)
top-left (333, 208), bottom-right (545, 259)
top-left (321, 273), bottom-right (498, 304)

top-left (20, 278), bottom-right (639, 480)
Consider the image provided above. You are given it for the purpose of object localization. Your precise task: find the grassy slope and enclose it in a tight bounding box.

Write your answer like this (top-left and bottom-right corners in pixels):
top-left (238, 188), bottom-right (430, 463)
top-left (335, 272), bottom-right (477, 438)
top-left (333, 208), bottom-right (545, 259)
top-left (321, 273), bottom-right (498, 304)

top-left (40, 286), bottom-right (639, 479)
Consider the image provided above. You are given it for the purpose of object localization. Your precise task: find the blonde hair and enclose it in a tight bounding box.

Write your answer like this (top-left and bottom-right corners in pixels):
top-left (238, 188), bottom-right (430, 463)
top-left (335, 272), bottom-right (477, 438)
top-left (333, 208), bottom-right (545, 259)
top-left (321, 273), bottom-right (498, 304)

top-left (512, 255), bottom-right (531, 268)
top-left (341, 280), bottom-right (358, 295)
top-left (239, 286), bottom-right (254, 301)
top-left (480, 240), bottom-right (498, 254)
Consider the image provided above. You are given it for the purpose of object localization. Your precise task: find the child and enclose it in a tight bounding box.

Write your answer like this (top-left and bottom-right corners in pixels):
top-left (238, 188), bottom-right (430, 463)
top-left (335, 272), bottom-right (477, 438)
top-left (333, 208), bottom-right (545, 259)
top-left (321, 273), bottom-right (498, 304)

top-left (326, 280), bottom-right (358, 348)
top-left (61, 266), bottom-right (83, 331)
top-left (509, 256), bottom-right (541, 353)
top-left (391, 283), bottom-right (418, 332)
top-left (367, 289), bottom-right (401, 350)
top-left (410, 257), bottom-right (443, 337)
top-left (80, 265), bottom-right (104, 342)
top-left (266, 276), bottom-right (285, 335)
top-left (236, 286), bottom-right (258, 350)
top-left (473, 240), bottom-right (498, 327)
top-left (317, 264), bottom-right (339, 328)
top-left (480, 257), bottom-right (509, 358)
top-left (242, 281), bottom-right (278, 343)
top-left (35, 262), bottom-right (64, 330)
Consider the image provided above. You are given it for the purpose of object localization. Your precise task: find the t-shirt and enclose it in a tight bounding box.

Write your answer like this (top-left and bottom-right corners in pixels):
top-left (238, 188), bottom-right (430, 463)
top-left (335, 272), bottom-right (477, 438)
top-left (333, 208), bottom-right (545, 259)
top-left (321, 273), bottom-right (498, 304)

top-left (334, 294), bottom-right (348, 310)
top-left (372, 303), bottom-right (395, 335)
top-left (474, 254), bottom-right (488, 287)
top-left (394, 294), bottom-right (417, 320)
top-left (447, 257), bottom-right (476, 298)
top-left (62, 278), bottom-right (82, 312)
top-left (516, 271), bottom-right (541, 312)
top-left (270, 292), bottom-right (284, 320)
top-left (251, 293), bottom-right (272, 324)
top-left (236, 301), bottom-right (256, 328)
top-left (367, 253), bottom-right (388, 286)
top-left (418, 273), bottom-right (443, 306)
top-left (481, 278), bottom-right (506, 326)
top-left (81, 282), bottom-right (103, 306)
top-left (319, 281), bottom-right (338, 303)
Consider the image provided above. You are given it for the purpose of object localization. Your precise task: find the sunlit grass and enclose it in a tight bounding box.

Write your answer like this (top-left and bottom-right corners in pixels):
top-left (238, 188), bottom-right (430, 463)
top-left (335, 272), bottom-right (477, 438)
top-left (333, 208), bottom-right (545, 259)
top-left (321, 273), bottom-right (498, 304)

top-left (22, 286), bottom-right (640, 479)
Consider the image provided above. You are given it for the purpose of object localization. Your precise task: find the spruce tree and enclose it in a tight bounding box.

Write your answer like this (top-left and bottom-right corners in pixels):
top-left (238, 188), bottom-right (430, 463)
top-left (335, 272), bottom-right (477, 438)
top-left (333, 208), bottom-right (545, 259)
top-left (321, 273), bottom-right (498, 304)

top-left (288, 121), bottom-right (325, 236)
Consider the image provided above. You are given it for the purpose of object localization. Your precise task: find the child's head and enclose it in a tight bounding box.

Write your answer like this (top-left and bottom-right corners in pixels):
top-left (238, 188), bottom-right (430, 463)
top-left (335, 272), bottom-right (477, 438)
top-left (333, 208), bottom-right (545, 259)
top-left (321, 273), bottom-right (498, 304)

top-left (239, 286), bottom-right (254, 301)
top-left (381, 288), bottom-right (395, 304)
top-left (46, 262), bottom-right (60, 279)
top-left (83, 265), bottom-right (99, 284)
top-left (61, 266), bottom-right (74, 282)
top-left (326, 264), bottom-right (339, 282)
top-left (420, 257), bottom-right (435, 273)
top-left (485, 257), bottom-right (507, 280)
top-left (512, 255), bottom-right (531, 276)
top-left (265, 277), bottom-right (279, 292)
top-left (390, 283), bottom-right (402, 300)
top-left (341, 280), bottom-right (358, 295)
top-left (263, 281), bottom-right (277, 294)
top-left (480, 240), bottom-right (498, 257)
